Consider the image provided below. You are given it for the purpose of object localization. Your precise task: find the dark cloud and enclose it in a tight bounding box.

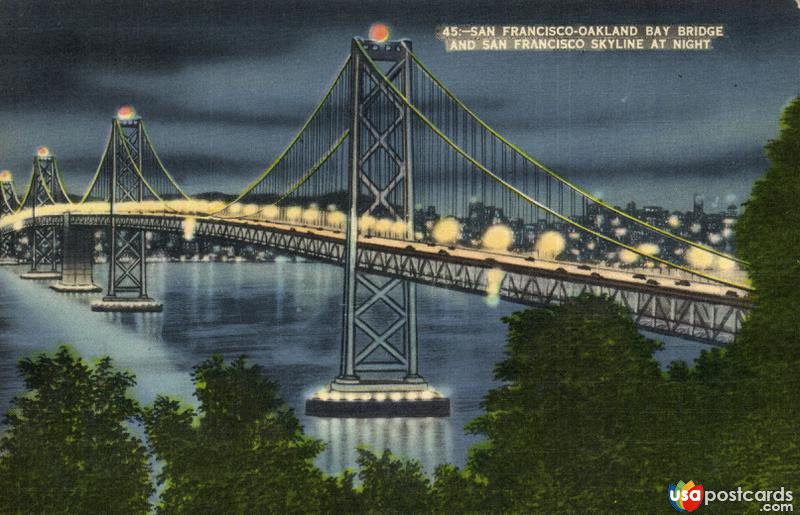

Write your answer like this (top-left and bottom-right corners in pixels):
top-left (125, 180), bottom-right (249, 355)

top-left (0, 0), bottom-right (798, 210)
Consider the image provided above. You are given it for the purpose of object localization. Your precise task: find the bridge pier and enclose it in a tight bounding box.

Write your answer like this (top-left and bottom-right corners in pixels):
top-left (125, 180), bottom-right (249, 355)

top-left (306, 38), bottom-right (449, 418)
top-left (51, 213), bottom-right (101, 293)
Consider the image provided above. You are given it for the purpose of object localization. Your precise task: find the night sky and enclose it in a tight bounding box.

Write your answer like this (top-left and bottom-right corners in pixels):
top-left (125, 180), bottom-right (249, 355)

top-left (1, 0), bottom-right (798, 210)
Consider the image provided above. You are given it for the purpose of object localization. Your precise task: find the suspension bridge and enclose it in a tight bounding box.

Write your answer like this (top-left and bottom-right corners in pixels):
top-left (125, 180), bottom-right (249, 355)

top-left (0, 38), bottom-right (751, 417)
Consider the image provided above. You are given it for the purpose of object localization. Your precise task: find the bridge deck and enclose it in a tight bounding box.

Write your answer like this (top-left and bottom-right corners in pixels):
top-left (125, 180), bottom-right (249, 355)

top-left (2, 208), bottom-right (749, 344)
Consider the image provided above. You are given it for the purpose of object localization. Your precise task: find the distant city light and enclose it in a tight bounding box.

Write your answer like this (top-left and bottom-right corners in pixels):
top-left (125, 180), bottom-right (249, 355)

top-left (117, 105), bottom-right (137, 120)
top-left (36, 146), bottom-right (50, 158)
top-left (369, 22), bottom-right (390, 42)
top-left (637, 243), bottom-right (660, 256)
top-left (667, 214), bottom-right (681, 228)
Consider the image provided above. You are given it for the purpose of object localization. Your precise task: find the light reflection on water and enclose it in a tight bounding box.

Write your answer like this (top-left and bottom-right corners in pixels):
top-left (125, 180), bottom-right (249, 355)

top-left (313, 417), bottom-right (453, 473)
top-left (0, 262), bottom-right (710, 474)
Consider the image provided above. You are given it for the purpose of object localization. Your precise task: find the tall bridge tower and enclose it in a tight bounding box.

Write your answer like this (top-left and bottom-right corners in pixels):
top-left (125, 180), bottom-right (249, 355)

top-left (90, 109), bottom-right (162, 312)
top-left (0, 171), bottom-right (20, 265)
top-left (19, 148), bottom-right (66, 280)
top-left (306, 38), bottom-right (449, 417)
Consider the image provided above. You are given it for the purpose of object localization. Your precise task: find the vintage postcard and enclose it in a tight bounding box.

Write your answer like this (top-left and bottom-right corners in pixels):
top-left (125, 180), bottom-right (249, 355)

top-left (0, 1), bottom-right (797, 513)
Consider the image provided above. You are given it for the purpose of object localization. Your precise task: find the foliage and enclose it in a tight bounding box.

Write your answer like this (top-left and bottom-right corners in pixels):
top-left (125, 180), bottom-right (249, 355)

top-left (356, 448), bottom-right (432, 514)
top-left (466, 294), bottom-right (677, 512)
top-left (711, 97), bottom-right (800, 489)
top-left (429, 463), bottom-right (485, 513)
top-left (0, 346), bottom-right (152, 514)
top-left (144, 355), bottom-right (334, 514)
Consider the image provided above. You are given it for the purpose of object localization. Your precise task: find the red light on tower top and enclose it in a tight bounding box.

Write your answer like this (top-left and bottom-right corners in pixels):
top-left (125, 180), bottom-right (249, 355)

top-left (0, 170), bottom-right (12, 182)
top-left (36, 146), bottom-right (50, 158)
top-left (369, 23), bottom-right (390, 43)
top-left (117, 105), bottom-right (137, 120)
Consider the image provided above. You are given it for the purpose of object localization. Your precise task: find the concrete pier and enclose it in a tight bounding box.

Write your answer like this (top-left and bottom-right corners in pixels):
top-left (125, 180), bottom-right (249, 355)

top-left (305, 380), bottom-right (450, 417)
top-left (20, 270), bottom-right (62, 280)
top-left (91, 297), bottom-right (163, 313)
top-left (51, 218), bottom-right (101, 293)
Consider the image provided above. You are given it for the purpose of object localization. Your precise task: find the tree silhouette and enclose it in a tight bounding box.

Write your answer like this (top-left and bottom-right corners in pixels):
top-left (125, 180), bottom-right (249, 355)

top-left (0, 347), bottom-right (152, 514)
top-left (356, 448), bottom-right (432, 513)
top-left (712, 97), bottom-right (800, 488)
top-left (145, 355), bottom-right (335, 513)
top-left (466, 295), bottom-right (676, 512)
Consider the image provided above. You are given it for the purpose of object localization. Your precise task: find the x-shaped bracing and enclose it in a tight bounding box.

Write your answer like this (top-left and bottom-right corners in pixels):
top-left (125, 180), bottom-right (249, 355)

top-left (353, 275), bottom-right (409, 367)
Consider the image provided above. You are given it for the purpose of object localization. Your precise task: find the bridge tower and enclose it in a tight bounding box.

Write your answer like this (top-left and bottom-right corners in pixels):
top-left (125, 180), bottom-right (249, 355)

top-left (306, 38), bottom-right (449, 417)
top-left (0, 171), bottom-right (20, 265)
top-left (20, 149), bottom-right (64, 280)
top-left (91, 111), bottom-right (162, 312)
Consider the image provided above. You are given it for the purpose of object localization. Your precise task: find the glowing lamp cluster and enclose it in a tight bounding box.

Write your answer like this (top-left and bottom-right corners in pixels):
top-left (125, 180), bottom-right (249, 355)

top-left (637, 243), bottom-right (660, 256)
top-left (618, 249), bottom-right (640, 265)
top-left (0, 170), bottom-right (12, 183)
top-left (117, 105), bottom-right (137, 121)
top-left (534, 231), bottom-right (566, 259)
top-left (431, 217), bottom-right (461, 244)
top-left (482, 224), bottom-right (514, 251)
top-left (369, 22), bottom-right (390, 42)
top-left (686, 247), bottom-right (715, 269)
top-left (36, 146), bottom-right (50, 158)
top-left (311, 388), bottom-right (442, 402)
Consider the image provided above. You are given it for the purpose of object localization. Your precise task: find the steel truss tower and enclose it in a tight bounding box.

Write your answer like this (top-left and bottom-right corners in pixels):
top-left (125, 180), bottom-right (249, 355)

top-left (337, 38), bottom-right (421, 386)
top-left (307, 38), bottom-right (449, 417)
top-left (20, 155), bottom-right (62, 279)
top-left (0, 179), bottom-right (18, 264)
top-left (306, 39), bottom-right (450, 417)
top-left (91, 116), bottom-right (162, 311)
